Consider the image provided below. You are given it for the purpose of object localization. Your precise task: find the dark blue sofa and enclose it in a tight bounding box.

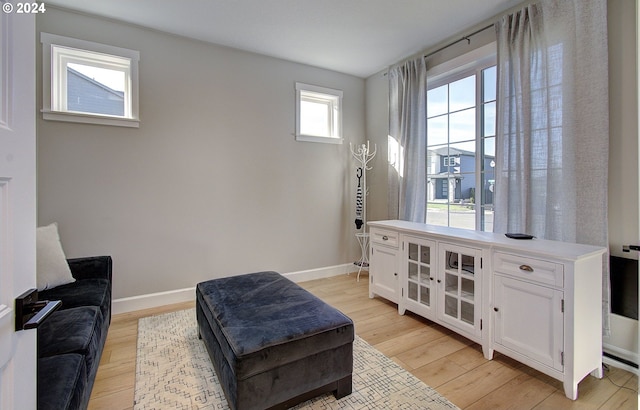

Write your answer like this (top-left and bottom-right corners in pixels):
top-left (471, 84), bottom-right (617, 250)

top-left (36, 256), bottom-right (112, 410)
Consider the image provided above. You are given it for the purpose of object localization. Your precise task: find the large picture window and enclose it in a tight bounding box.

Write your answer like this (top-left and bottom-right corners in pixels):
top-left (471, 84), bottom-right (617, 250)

top-left (426, 45), bottom-right (496, 231)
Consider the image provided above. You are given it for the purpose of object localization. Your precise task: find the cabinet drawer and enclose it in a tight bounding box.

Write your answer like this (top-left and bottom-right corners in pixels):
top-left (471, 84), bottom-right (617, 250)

top-left (493, 252), bottom-right (563, 287)
top-left (370, 228), bottom-right (399, 248)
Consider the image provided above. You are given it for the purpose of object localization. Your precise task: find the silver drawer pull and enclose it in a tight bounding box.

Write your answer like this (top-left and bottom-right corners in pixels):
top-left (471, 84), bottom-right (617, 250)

top-left (519, 264), bottom-right (534, 272)
top-left (382, 235), bottom-right (389, 241)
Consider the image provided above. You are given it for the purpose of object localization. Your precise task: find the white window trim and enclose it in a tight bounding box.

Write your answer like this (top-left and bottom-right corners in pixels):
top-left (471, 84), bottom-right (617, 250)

top-left (41, 33), bottom-right (140, 128)
top-left (295, 82), bottom-right (343, 144)
top-left (427, 43), bottom-right (496, 86)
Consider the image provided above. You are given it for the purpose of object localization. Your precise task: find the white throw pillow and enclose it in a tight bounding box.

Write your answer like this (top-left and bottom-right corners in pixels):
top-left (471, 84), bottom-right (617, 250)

top-left (36, 222), bottom-right (75, 291)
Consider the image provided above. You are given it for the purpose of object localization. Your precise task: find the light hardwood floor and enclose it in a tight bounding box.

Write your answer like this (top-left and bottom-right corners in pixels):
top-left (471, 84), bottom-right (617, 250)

top-left (88, 273), bottom-right (638, 410)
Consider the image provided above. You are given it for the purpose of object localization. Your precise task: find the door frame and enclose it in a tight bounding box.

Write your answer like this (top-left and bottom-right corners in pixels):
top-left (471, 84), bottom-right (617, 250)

top-left (0, 7), bottom-right (37, 410)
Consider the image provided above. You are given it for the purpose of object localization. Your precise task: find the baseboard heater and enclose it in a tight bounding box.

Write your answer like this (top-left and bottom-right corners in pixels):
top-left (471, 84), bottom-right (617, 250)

top-left (603, 351), bottom-right (638, 369)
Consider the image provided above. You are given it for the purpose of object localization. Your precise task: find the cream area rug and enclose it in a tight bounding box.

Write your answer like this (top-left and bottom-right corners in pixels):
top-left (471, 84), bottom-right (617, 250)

top-left (134, 308), bottom-right (459, 410)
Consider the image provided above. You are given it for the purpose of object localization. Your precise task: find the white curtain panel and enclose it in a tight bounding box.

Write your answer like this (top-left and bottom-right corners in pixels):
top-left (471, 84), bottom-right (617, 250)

top-left (494, 0), bottom-right (610, 335)
top-left (388, 57), bottom-right (428, 222)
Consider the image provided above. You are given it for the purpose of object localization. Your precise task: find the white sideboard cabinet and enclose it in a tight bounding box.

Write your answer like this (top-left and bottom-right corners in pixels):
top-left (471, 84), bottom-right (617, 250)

top-left (367, 220), bottom-right (607, 400)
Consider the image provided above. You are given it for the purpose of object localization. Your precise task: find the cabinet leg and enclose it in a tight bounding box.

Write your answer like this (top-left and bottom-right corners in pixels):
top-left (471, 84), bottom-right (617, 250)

top-left (482, 346), bottom-right (494, 360)
top-left (590, 365), bottom-right (604, 379)
top-left (563, 381), bottom-right (578, 400)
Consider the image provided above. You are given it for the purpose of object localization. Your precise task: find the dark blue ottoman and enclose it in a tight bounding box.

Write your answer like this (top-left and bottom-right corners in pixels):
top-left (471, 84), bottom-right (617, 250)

top-left (196, 271), bottom-right (354, 410)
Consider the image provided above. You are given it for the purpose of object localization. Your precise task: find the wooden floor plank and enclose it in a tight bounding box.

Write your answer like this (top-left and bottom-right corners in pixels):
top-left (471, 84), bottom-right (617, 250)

top-left (88, 272), bottom-right (638, 410)
top-left (437, 360), bottom-right (521, 408)
top-left (396, 333), bottom-right (471, 370)
top-left (411, 356), bottom-right (469, 388)
top-left (465, 373), bottom-right (555, 410)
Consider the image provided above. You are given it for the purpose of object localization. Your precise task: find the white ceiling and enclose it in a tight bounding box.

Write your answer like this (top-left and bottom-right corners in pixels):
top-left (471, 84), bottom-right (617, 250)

top-left (45, 0), bottom-right (523, 78)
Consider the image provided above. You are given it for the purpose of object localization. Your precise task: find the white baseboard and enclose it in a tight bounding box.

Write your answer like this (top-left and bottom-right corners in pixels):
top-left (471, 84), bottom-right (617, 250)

top-left (603, 342), bottom-right (639, 375)
top-left (112, 263), bottom-right (356, 315)
top-left (112, 287), bottom-right (195, 315)
top-left (283, 263), bottom-right (357, 283)
top-left (603, 354), bottom-right (639, 376)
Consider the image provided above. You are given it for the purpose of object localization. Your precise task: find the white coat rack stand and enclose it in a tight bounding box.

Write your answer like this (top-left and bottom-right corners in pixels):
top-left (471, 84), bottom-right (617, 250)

top-left (350, 141), bottom-right (376, 281)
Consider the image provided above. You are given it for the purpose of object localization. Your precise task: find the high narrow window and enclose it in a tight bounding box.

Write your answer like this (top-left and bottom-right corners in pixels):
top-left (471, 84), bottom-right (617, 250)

top-left (426, 45), bottom-right (496, 231)
top-left (295, 82), bottom-right (342, 144)
top-left (41, 33), bottom-right (140, 127)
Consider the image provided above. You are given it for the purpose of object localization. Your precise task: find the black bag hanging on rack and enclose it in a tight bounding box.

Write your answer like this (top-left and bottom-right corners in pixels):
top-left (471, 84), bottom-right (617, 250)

top-left (355, 167), bottom-right (363, 229)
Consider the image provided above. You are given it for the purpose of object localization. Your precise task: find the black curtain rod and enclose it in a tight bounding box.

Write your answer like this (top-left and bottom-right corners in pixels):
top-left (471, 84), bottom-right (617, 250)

top-left (423, 23), bottom-right (495, 60)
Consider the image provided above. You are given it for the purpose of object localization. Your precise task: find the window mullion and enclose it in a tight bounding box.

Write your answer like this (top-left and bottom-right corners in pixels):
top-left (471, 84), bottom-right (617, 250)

top-left (475, 68), bottom-right (483, 231)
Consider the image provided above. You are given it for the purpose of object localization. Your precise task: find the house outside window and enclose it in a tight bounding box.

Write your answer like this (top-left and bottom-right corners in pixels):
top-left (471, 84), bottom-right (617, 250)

top-left (67, 65), bottom-right (124, 116)
top-left (426, 44), bottom-right (496, 231)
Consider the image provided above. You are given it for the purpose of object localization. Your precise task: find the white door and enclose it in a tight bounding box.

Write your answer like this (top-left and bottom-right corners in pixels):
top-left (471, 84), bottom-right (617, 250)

top-left (493, 275), bottom-right (564, 371)
top-left (637, 0), bottom-right (640, 398)
top-left (369, 244), bottom-right (399, 303)
top-left (0, 8), bottom-right (37, 410)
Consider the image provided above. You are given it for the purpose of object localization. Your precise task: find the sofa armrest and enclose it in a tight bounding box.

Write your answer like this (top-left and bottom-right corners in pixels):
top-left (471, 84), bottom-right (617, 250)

top-left (67, 256), bottom-right (112, 282)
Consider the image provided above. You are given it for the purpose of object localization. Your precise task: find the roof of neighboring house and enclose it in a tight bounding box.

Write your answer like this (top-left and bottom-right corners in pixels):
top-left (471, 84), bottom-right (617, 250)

top-left (67, 67), bottom-right (124, 100)
top-left (430, 145), bottom-right (495, 159)
top-left (67, 67), bottom-right (125, 116)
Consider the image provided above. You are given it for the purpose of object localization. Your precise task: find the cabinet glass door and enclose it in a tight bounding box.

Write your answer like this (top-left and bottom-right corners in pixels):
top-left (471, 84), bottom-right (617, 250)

top-left (440, 244), bottom-right (480, 333)
top-left (407, 242), bottom-right (432, 306)
top-left (403, 237), bottom-right (436, 318)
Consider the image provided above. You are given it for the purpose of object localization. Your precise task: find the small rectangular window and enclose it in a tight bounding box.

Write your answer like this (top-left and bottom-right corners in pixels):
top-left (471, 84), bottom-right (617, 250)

top-left (41, 33), bottom-right (140, 128)
top-left (295, 82), bottom-right (342, 144)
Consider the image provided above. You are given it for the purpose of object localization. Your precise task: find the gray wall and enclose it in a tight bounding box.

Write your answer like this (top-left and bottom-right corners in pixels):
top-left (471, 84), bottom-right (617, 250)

top-left (36, 7), bottom-right (365, 299)
top-left (37, 1), bottom-right (638, 303)
top-left (365, 0), bottom-right (639, 259)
